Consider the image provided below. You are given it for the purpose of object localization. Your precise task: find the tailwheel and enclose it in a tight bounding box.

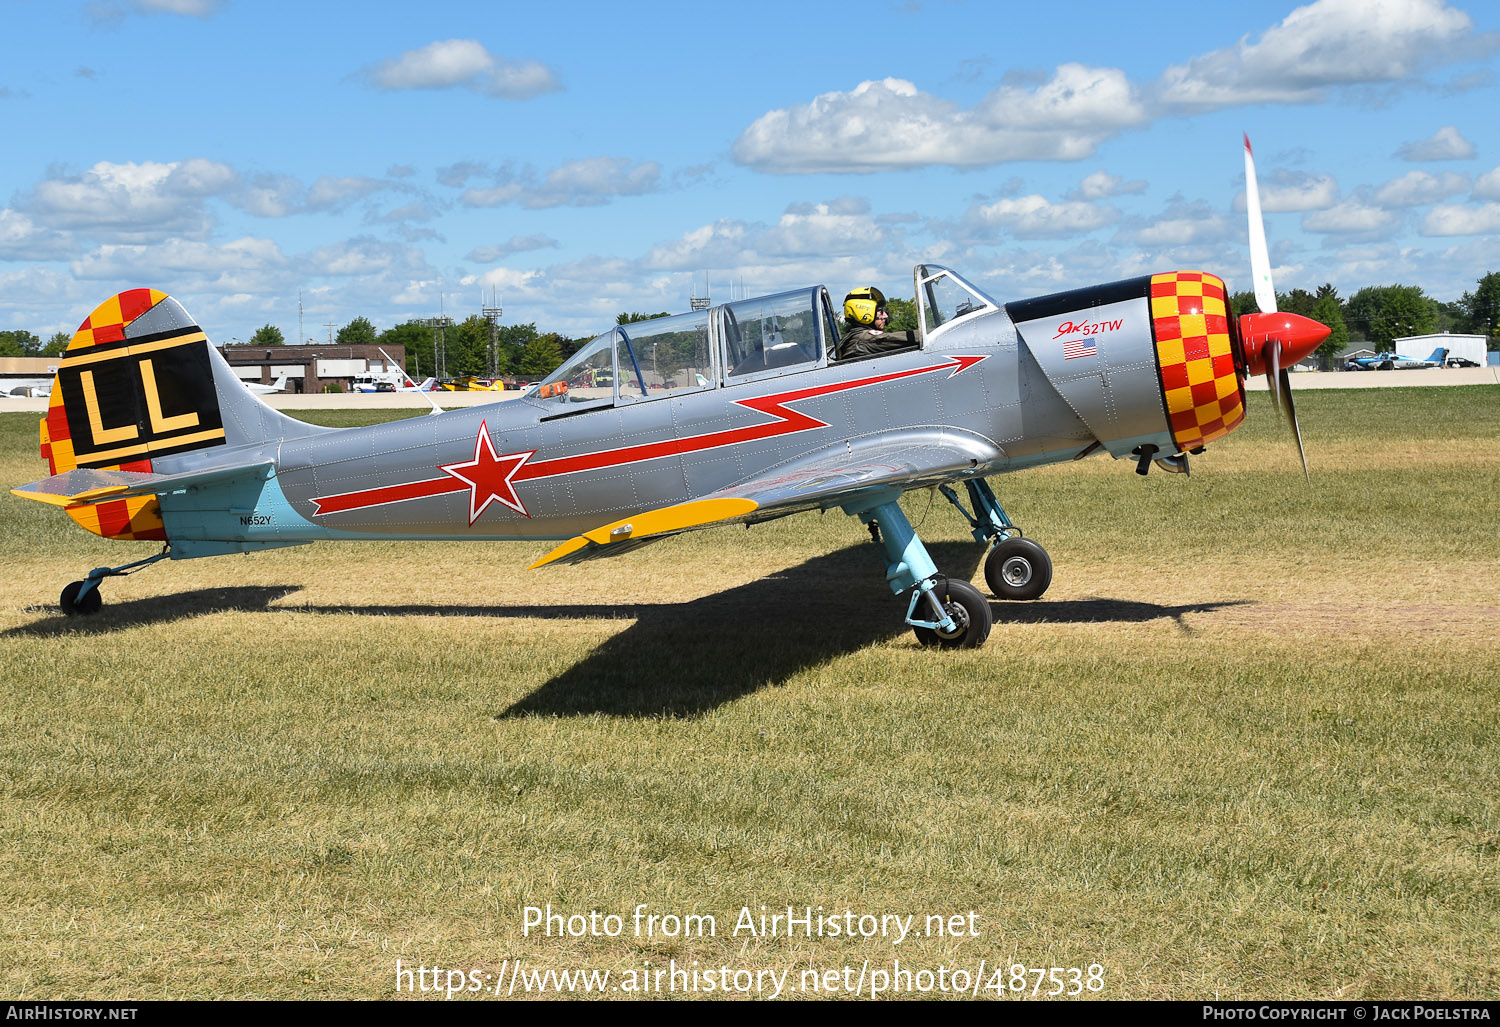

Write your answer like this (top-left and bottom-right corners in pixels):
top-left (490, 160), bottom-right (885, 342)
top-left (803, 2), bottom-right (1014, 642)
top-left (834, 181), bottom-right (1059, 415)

top-left (984, 537), bottom-right (1052, 601)
top-left (60, 580), bottom-right (102, 616)
top-left (912, 578), bottom-right (992, 649)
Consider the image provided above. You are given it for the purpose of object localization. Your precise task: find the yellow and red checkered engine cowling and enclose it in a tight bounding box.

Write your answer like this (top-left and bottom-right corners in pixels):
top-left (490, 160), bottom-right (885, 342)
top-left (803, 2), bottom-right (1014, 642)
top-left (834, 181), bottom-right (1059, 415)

top-left (1148, 272), bottom-right (1246, 450)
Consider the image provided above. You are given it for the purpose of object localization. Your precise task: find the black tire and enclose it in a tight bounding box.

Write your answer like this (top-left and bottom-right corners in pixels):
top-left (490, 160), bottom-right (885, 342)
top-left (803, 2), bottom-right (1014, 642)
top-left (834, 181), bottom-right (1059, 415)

top-left (60, 580), bottom-right (102, 616)
top-left (985, 537), bottom-right (1053, 600)
top-left (912, 578), bottom-right (992, 649)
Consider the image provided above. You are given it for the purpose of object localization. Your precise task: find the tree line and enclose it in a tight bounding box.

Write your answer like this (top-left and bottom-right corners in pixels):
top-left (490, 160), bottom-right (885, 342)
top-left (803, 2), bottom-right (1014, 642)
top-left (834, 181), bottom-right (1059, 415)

top-left (5, 272), bottom-right (1496, 367)
top-left (1229, 270), bottom-right (1500, 364)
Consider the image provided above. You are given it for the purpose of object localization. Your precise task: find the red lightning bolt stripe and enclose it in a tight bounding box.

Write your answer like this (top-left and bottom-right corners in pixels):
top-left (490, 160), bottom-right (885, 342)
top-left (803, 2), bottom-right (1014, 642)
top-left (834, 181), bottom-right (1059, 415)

top-left (311, 354), bottom-right (985, 518)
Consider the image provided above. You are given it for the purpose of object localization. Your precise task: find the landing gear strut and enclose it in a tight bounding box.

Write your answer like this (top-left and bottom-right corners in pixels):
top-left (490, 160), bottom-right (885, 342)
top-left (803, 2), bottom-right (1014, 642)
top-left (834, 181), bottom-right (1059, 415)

top-left (849, 497), bottom-right (992, 649)
top-left (59, 546), bottom-right (171, 616)
top-left (939, 479), bottom-right (1053, 601)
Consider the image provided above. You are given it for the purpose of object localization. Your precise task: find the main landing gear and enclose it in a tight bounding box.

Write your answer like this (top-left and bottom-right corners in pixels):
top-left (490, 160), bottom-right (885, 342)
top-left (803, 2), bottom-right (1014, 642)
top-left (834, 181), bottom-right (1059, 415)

top-left (938, 479), bottom-right (1053, 603)
top-left (852, 498), bottom-right (992, 649)
top-left (59, 546), bottom-right (171, 616)
top-left (849, 477), bottom-right (1051, 650)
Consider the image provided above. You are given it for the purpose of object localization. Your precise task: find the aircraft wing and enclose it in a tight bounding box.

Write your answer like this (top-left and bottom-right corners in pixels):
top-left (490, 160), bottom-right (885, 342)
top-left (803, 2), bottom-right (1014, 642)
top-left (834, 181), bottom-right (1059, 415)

top-left (12, 460), bottom-right (274, 507)
top-left (530, 428), bottom-right (1001, 568)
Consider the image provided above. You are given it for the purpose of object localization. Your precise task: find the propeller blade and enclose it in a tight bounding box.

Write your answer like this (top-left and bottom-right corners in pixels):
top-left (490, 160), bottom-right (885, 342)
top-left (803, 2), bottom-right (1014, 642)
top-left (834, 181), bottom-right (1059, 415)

top-left (1243, 134), bottom-right (1277, 315)
top-left (1280, 367), bottom-right (1310, 484)
top-left (1265, 335), bottom-right (1282, 412)
top-left (1241, 136), bottom-right (1317, 485)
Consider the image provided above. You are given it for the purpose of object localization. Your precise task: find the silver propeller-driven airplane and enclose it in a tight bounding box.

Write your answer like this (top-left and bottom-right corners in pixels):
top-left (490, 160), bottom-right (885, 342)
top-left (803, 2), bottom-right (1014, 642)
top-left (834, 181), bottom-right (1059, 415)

top-left (14, 137), bottom-right (1329, 647)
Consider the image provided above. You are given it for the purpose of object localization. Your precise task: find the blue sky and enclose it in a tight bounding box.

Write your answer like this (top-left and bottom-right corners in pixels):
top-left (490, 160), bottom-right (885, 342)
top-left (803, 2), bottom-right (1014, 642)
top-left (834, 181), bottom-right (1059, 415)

top-left (3, 0), bottom-right (1499, 344)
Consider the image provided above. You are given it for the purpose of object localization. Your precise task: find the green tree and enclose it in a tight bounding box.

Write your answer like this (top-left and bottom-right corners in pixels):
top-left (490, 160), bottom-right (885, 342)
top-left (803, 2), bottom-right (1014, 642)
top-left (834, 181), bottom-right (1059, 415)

top-left (884, 296), bottom-right (919, 332)
top-left (378, 322), bottom-right (433, 379)
top-left (617, 311), bottom-right (671, 325)
top-left (519, 334), bottom-right (565, 377)
top-left (1346, 285), bottom-right (1438, 348)
top-left (1435, 300), bottom-right (1466, 335)
top-left (1458, 271), bottom-right (1500, 346)
top-left (42, 332), bottom-right (71, 357)
top-left (1310, 290), bottom-right (1349, 366)
top-left (336, 316), bottom-right (378, 345)
top-left (250, 324), bottom-right (284, 346)
top-left (447, 315), bottom-right (491, 377)
top-left (1230, 290), bottom-right (1260, 315)
top-left (494, 322), bottom-right (539, 376)
top-left (1278, 288), bottom-right (1317, 318)
top-left (0, 330), bottom-right (42, 356)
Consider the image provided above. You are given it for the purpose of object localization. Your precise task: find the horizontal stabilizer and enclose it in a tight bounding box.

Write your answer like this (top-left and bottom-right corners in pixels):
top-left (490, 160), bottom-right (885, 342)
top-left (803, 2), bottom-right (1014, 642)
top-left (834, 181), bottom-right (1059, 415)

top-left (12, 459), bottom-right (273, 508)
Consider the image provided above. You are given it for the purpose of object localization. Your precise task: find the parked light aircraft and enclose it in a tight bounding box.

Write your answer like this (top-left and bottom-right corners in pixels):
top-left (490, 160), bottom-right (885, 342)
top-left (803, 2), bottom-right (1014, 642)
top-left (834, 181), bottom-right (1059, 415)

top-left (352, 374), bottom-right (437, 393)
top-left (1, 371), bottom-right (58, 398)
top-left (12, 137), bottom-right (1329, 647)
top-left (1344, 346), bottom-right (1447, 370)
top-left (242, 373), bottom-right (288, 395)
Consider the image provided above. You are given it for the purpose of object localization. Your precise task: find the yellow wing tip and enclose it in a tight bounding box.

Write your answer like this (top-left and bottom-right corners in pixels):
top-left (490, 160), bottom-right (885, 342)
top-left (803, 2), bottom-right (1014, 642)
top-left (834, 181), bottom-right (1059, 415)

top-left (529, 536), bottom-right (590, 569)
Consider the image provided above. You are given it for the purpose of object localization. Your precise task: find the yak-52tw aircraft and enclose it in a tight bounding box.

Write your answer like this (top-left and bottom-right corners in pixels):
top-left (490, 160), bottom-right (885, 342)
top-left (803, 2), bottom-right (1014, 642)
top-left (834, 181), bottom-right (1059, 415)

top-left (13, 137), bottom-right (1329, 648)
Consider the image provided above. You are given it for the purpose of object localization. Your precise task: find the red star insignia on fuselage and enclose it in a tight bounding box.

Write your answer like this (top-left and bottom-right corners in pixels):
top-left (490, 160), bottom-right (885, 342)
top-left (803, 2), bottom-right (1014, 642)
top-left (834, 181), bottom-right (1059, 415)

top-left (438, 421), bottom-right (535, 523)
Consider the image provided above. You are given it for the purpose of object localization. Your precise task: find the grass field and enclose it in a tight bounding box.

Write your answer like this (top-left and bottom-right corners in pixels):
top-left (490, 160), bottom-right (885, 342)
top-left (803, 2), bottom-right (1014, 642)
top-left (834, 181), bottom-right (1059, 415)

top-left (2, 387), bottom-right (1498, 1000)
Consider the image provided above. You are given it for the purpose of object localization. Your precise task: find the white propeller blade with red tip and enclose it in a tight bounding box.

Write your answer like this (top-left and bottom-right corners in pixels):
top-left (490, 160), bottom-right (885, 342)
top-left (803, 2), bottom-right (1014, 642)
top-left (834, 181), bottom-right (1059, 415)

top-left (1238, 134), bottom-right (1327, 482)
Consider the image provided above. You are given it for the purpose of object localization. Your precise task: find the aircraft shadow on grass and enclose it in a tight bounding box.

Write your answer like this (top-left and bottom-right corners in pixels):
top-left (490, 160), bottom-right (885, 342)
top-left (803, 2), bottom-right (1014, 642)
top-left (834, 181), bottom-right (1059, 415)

top-left (9, 545), bottom-right (1250, 718)
top-left (4, 585), bottom-right (304, 638)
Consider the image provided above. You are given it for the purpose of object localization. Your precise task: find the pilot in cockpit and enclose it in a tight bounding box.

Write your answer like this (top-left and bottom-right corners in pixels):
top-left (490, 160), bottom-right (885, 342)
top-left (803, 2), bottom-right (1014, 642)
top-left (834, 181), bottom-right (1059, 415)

top-left (837, 286), bottom-right (918, 360)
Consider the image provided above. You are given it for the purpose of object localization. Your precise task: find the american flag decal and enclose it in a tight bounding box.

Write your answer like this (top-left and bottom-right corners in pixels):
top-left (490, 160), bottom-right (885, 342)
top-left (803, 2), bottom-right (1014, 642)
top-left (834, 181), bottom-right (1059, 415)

top-left (1062, 337), bottom-right (1098, 360)
top-left (1055, 316), bottom-right (1120, 360)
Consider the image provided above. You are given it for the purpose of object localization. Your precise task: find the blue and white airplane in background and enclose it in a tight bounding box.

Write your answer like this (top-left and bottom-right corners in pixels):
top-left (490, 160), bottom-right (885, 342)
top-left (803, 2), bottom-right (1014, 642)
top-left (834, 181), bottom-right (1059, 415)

top-left (1345, 346), bottom-right (1448, 371)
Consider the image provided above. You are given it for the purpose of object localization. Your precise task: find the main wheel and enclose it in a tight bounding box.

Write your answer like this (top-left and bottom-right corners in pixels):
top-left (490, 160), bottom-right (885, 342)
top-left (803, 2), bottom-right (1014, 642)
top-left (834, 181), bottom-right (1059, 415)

top-left (60, 580), bottom-right (102, 616)
top-left (912, 578), bottom-right (992, 649)
top-left (985, 537), bottom-right (1053, 601)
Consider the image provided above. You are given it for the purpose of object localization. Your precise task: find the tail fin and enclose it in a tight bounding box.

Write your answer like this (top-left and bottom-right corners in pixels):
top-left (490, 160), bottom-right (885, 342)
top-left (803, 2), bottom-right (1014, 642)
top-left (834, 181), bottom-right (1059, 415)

top-left (38, 288), bottom-right (321, 540)
top-left (1427, 347), bottom-right (1448, 364)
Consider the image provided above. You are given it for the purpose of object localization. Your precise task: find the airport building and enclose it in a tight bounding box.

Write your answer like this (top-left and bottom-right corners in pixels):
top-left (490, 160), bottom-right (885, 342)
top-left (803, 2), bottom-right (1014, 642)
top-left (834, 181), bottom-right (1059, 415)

top-left (218, 343), bottom-right (408, 393)
top-left (1391, 332), bottom-right (1488, 368)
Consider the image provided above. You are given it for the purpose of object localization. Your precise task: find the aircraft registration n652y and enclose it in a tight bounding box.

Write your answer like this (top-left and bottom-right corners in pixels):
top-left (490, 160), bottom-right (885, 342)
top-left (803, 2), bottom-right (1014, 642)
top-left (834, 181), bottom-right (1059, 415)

top-left (14, 137), bottom-right (1330, 648)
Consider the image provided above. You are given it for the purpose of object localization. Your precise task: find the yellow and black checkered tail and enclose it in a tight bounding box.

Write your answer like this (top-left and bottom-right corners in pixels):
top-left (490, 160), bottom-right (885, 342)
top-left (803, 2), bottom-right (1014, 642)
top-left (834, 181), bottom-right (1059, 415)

top-left (39, 289), bottom-right (229, 541)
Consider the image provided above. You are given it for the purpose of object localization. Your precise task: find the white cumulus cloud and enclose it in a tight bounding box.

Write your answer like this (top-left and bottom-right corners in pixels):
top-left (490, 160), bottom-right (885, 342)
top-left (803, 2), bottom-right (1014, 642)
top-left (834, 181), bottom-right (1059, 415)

top-left (1473, 166), bottom-right (1500, 201)
top-left (1158, 0), bottom-right (1479, 110)
top-left (1302, 200), bottom-right (1402, 235)
top-left (732, 66), bottom-right (1145, 174)
top-left (362, 39), bottom-right (561, 99)
top-left (460, 157), bottom-right (660, 210)
top-left (969, 195), bottom-right (1120, 240)
top-left (1374, 171), bottom-right (1470, 206)
top-left (21, 159), bottom-right (236, 241)
top-left (1395, 125), bottom-right (1478, 161)
top-left (1419, 202), bottom-right (1500, 235)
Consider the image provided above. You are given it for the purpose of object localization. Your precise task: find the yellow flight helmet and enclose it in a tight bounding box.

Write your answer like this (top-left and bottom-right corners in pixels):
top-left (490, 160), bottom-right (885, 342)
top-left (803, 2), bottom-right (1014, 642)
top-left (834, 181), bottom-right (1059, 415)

top-left (843, 286), bottom-right (887, 326)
